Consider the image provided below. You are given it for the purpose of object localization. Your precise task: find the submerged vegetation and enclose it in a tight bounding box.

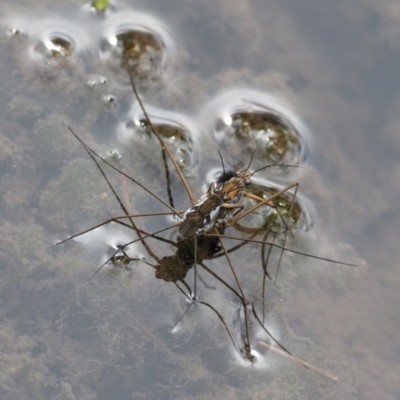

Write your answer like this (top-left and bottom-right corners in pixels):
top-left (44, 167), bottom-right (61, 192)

top-left (0, 2), bottom-right (361, 399)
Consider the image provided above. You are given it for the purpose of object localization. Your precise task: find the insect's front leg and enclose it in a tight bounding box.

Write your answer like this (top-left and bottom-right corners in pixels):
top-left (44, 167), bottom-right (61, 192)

top-left (244, 192), bottom-right (274, 208)
top-left (208, 181), bottom-right (217, 193)
top-left (221, 202), bottom-right (244, 210)
top-left (242, 191), bottom-right (295, 238)
top-left (215, 202), bottom-right (244, 227)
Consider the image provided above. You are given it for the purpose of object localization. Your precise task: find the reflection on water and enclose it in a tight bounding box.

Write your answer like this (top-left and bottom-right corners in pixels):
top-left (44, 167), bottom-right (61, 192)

top-left (1, 0), bottom-right (398, 399)
top-left (204, 89), bottom-right (311, 171)
top-left (119, 103), bottom-right (199, 174)
top-left (100, 10), bottom-right (174, 81)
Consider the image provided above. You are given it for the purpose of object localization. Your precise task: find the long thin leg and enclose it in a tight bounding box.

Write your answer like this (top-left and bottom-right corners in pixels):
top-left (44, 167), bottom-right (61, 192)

top-left (198, 300), bottom-right (241, 356)
top-left (261, 231), bottom-right (274, 281)
top-left (193, 237), bottom-right (198, 300)
top-left (261, 232), bottom-right (274, 324)
top-left (198, 261), bottom-right (241, 299)
top-left (57, 212), bottom-right (178, 245)
top-left (164, 241), bottom-right (244, 359)
top-left (68, 127), bottom-right (181, 261)
top-left (274, 182), bottom-right (299, 283)
top-left (89, 223), bottom-right (180, 279)
top-left (210, 231), bottom-right (258, 259)
top-left (207, 233), bottom-right (358, 266)
top-left (172, 301), bottom-right (195, 331)
top-left (253, 306), bottom-right (338, 381)
top-left (68, 127), bottom-right (177, 213)
top-left (258, 341), bottom-right (338, 382)
top-left (127, 69), bottom-right (196, 205)
top-left (228, 182), bottom-right (299, 225)
top-left (244, 192), bottom-right (295, 238)
top-left (217, 236), bottom-right (252, 359)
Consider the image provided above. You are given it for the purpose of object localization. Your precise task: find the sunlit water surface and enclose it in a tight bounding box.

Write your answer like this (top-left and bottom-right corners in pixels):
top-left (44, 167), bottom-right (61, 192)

top-left (0, 1), bottom-right (398, 399)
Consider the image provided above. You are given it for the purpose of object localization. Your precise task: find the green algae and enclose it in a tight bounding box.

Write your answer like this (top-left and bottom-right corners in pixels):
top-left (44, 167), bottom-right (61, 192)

top-left (92, 0), bottom-right (109, 12)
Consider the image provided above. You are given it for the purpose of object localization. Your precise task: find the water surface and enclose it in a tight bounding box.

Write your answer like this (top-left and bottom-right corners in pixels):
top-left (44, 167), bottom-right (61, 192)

top-left (0, 1), bottom-right (398, 399)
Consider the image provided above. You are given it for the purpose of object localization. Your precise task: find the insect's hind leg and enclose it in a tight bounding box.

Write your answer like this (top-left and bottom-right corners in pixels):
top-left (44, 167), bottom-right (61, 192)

top-left (127, 68), bottom-right (196, 206)
top-left (217, 236), bottom-right (254, 361)
top-left (226, 181), bottom-right (300, 283)
top-left (56, 212), bottom-right (178, 245)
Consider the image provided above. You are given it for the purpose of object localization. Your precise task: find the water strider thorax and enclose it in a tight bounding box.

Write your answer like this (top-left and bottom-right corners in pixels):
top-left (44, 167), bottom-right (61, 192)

top-left (177, 169), bottom-right (252, 240)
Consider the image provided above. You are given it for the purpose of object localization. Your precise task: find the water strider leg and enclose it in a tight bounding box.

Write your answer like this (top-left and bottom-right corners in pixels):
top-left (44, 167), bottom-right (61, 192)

top-left (127, 69), bottom-right (196, 205)
top-left (217, 236), bottom-right (253, 361)
top-left (57, 212), bottom-right (177, 245)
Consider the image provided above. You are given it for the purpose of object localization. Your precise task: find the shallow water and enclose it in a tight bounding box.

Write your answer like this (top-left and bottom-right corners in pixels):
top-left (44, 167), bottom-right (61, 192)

top-left (0, 1), bottom-right (398, 399)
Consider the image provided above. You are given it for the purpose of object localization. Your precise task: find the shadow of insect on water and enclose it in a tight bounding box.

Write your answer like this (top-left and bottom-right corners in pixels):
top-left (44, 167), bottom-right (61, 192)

top-left (58, 64), bottom-right (357, 378)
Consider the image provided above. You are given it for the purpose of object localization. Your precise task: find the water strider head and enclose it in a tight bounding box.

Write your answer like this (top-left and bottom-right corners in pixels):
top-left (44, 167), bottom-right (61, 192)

top-left (212, 149), bottom-right (301, 207)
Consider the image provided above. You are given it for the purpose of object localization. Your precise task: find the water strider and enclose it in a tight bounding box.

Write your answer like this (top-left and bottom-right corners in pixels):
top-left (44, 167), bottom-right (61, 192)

top-left (59, 62), bottom-right (357, 371)
top-left (54, 21), bottom-right (357, 369)
top-left (0, 4), bottom-right (366, 398)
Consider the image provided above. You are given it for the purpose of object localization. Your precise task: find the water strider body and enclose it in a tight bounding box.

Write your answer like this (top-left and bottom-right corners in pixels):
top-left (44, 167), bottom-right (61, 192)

top-left (59, 61), bottom-right (357, 367)
top-left (177, 155), bottom-right (297, 247)
top-left (177, 179), bottom-right (244, 240)
top-left (153, 233), bottom-right (223, 282)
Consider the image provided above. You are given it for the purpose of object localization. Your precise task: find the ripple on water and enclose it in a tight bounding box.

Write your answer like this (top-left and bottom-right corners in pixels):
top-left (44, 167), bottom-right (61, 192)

top-left (202, 169), bottom-right (314, 235)
top-left (241, 177), bottom-right (315, 234)
top-left (74, 222), bottom-right (144, 276)
top-left (202, 90), bottom-right (312, 177)
top-left (99, 11), bottom-right (174, 80)
top-left (118, 103), bottom-right (199, 175)
top-left (4, 9), bottom-right (173, 80)
top-left (6, 16), bottom-right (93, 75)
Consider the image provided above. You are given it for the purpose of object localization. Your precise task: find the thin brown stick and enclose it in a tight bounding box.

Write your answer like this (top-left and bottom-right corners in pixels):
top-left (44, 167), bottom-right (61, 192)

top-left (258, 341), bottom-right (339, 382)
